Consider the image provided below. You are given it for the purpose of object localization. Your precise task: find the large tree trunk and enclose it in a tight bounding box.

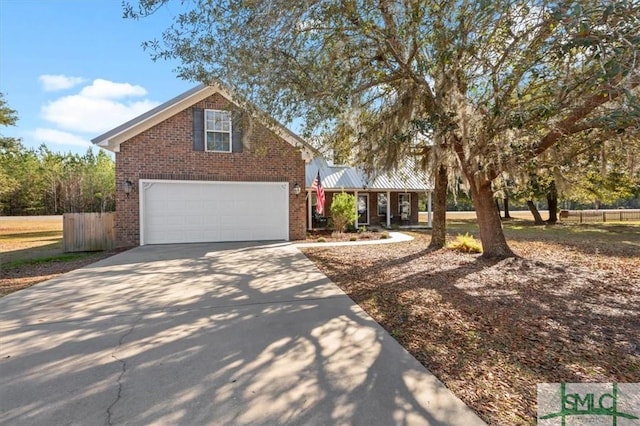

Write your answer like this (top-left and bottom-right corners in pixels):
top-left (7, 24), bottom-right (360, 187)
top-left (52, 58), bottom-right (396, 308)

top-left (428, 164), bottom-right (448, 250)
top-left (546, 180), bottom-right (558, 224)
top-left (527, 200), bottom-right (545, 225)
top-left (470, 179), bottom-right (515, 258)
top-left (503, 196), bottom-right (511, 219)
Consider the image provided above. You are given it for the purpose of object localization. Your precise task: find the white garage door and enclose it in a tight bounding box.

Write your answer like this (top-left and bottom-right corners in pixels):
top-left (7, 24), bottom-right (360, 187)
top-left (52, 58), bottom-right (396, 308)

top-left (140, 180), bottom-right (289, 245)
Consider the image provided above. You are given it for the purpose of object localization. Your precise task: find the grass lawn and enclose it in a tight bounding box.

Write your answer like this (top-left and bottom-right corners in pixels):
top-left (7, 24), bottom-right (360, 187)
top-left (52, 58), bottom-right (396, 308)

top-left (0, 216), bottom-right (64, 261)
top-left (301, 219), bottom-right (640, 425)
top-left (0, 216), bottom-right (119, 296)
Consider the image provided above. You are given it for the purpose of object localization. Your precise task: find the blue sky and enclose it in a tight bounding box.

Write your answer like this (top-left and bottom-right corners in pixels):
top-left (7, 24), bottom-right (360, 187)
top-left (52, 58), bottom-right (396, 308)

top-left (0, 0), bottom-right (194, 155)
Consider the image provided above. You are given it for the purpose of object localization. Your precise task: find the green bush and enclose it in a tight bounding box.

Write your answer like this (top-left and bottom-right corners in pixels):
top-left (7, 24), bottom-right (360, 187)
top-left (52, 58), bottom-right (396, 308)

top-left (349, 236), bottom-right (357, 241)
top-left (331, 192), bottom-right (357, 232)
top-left (317, 237), bottom-right (326, 243)
top-left (380, 231), bottom-right (390, 239)
top-left (447, 233), bottom-right (482, 253)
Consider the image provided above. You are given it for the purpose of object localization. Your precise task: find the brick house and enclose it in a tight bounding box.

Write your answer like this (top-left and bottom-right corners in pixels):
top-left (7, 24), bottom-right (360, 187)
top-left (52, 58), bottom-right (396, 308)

top-left (305, 157), bottom-right (433, 230)
top-left (92, 84), bottom-right (313, 247)
top-left (93, 84), bottom-right (433, 247)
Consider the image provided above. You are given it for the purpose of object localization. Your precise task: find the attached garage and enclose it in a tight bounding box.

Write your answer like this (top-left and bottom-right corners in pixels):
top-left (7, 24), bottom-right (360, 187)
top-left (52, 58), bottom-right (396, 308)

top-left (140, 180), bottom-right (289, 245)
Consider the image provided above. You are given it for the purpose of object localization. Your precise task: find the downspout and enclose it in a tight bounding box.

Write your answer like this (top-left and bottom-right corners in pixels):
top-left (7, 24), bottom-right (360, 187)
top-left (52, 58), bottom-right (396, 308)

top-left (307, 190), bottom-right (312, 230)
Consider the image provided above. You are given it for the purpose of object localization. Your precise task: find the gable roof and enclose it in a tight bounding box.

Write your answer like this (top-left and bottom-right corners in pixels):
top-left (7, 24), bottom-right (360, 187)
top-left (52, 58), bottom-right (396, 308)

top-left (91, 83), bottom-right (314, 160)
top-left (306, 157), bottom-right (433, 191)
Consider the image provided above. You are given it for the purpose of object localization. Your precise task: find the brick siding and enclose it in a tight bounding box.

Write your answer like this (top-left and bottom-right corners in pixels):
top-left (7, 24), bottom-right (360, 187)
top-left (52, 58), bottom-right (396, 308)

top-left (115, 93), bottom-right (306, 247)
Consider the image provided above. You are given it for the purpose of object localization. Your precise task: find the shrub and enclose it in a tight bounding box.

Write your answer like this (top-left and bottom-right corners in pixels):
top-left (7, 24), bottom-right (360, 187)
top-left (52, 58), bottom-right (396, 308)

top-left (349, 236), bottom-right (357, 241)
top-left (331, 192), bottom-right (357, 232)
top-left (357, 226), bottom-right (367, 234)
top-left (380, 231), bottom-right (390, 239)
top-left (447, 233), bottom-right (482, 253)
top-left (317, 237), bottom-right (326, 243)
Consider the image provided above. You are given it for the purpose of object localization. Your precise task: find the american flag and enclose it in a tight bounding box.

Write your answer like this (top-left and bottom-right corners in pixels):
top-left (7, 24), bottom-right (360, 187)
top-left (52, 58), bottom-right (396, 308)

top-left (311, 171), bottom-right (326, 215)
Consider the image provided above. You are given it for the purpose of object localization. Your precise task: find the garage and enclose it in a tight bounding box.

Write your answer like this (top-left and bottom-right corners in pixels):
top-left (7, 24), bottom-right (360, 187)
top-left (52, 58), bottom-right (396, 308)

top-left (140, 180), bottom-right (289, 245)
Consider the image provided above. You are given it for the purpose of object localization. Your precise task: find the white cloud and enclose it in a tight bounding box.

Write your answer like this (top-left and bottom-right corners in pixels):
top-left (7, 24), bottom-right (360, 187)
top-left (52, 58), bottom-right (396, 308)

top-left (39, 74), bottom-right (85, 91)
top-left (40, 78), bottom-right (160, 133)
top-left (31, 128), bottom-right (92, 148)
top-left (79, 79), bottom-right (147, 99)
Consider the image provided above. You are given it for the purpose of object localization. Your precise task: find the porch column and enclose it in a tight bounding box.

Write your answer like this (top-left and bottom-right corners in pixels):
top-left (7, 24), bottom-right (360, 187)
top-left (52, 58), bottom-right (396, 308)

top-left (386, 190), bottom-right (391, 228)
top-left (354, 190), bottom-right (359, 229)
top-left (307, 190), bottom-right (312, 230)
top-left (427, 190), bottom-right (433, 228)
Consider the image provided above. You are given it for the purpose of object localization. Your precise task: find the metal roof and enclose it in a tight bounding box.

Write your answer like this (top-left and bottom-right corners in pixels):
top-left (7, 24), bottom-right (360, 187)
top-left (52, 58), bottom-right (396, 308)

top-left (305, 157), bottom-right (433, 191)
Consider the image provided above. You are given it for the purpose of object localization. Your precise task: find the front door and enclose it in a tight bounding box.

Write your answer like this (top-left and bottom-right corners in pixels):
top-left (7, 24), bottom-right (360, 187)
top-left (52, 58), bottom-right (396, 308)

top-left (357, 194), bottom-right (369, 225)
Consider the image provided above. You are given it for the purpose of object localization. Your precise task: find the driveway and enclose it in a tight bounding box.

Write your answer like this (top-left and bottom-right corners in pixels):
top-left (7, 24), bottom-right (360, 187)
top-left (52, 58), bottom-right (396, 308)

top-left (0, 242), bottom-right (484, 425)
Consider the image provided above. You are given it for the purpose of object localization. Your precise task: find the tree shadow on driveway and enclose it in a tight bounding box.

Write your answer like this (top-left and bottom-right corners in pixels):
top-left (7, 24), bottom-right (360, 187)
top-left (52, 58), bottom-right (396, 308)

top-left (0, 242), bottom-right (483, 425)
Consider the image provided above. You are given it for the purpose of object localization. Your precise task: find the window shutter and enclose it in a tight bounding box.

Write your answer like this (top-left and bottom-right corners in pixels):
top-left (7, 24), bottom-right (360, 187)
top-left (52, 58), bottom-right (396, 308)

top-left (192, 108), bottom-right (204, 151)
top-left (231, 112), bottom-right (243, 153)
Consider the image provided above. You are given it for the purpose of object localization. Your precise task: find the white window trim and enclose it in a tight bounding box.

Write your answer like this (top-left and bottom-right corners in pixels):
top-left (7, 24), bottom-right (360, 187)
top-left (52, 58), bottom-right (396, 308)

top-left (377, 193), bottom-right (387, 216)
top-left (398, 193), bottom-right (411, 218)
top-left (358, 193), bottom-right (370, 225)
top-left (204, 109), bottom-right (232, 153)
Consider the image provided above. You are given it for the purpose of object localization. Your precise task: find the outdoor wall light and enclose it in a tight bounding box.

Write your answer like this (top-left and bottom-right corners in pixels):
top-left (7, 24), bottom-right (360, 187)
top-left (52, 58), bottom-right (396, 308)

top-left (123, 179), bottom-right (133, 197)
top-left (293, 183), bottom-right (301, 196)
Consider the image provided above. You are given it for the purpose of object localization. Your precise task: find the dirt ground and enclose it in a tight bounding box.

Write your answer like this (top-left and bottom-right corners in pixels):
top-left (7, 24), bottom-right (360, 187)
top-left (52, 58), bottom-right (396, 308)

top-left (301, 223), bottom-right (640, 425)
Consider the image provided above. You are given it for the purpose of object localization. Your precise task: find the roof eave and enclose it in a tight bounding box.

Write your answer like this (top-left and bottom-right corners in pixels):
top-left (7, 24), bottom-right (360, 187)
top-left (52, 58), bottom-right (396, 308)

top-left (91, 84), bottom-right (214, 152)
top-left (91, 83), bottom-right (315, 160)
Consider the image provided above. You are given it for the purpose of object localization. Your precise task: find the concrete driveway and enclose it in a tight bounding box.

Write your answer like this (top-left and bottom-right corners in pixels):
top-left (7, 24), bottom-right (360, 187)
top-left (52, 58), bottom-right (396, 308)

top-left (0, 242), bottom-right (484, 425)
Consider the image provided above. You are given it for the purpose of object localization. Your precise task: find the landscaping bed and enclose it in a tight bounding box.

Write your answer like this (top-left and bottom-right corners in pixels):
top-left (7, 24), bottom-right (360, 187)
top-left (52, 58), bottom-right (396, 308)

top-left (306, 228), bottom-right (387, 243)
top-left (301, 226), bottom-right (640, 425)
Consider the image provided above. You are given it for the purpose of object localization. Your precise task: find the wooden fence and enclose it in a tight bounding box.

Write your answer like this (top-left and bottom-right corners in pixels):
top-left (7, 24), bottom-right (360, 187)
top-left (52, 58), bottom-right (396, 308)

top-left (63, 212), bottom-right (115, 252)
top-left (559, 209), bottom-right (640, 223)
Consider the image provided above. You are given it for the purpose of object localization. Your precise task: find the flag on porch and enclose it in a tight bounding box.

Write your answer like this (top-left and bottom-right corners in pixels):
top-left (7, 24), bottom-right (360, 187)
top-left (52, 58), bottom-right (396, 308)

top-left (311, 171), bottom-right (326, 215)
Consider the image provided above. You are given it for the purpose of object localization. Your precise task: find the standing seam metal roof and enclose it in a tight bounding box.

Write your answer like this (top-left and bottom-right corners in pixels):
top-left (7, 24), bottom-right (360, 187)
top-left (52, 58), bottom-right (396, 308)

top-left (305, 157), bottom-right (433, 191)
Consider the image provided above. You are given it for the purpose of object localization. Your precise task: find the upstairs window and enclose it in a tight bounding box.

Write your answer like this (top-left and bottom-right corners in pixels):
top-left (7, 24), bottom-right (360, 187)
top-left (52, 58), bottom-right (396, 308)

top-left (205, 110), bottom-right (232, 152)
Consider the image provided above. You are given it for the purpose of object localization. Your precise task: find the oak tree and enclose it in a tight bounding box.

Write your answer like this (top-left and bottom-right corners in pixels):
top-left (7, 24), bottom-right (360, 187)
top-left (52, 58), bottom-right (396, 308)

top-left (126, 0), bottom-right (640, 257)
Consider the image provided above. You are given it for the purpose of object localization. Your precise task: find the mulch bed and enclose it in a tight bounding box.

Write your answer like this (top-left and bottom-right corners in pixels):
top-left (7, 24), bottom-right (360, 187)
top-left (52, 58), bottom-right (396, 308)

top-left (306, 229), bottom-right (385, 242)
top-left (301, 231), bottom-right (640, 425)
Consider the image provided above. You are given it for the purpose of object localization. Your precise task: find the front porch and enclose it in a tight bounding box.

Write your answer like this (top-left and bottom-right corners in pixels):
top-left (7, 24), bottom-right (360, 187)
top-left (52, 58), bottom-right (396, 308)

top-left (305, 156), bottom-right (434, 231)
top-left (306, 190), bottom-right (433, 230)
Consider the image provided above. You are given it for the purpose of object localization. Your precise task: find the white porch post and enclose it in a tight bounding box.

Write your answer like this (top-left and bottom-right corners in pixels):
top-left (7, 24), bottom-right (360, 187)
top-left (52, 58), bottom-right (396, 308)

top-left (427, 190), bottom-right (433, 228)
top-left (354, 190), bottom-right (359, 229)
top-left (307, 190), bottom-right (312, 230)
top-left (386, 190), bottom-right (391, 228)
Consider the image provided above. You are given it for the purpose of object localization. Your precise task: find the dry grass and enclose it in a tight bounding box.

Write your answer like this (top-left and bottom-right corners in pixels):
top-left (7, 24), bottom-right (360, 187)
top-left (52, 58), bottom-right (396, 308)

top-left (0, 216), bottom-right (118, 296)
top-left (301, 222), bottom-right (640, 425)
top-left (0, 216), bottom-right (63, 254)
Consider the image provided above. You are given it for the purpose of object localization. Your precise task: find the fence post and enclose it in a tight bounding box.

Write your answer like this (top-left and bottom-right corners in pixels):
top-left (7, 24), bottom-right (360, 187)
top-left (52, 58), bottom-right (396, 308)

top-left (603, 211), bottom-right (606, 223)
top-left (579, 212), bottom-right (583, 224)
